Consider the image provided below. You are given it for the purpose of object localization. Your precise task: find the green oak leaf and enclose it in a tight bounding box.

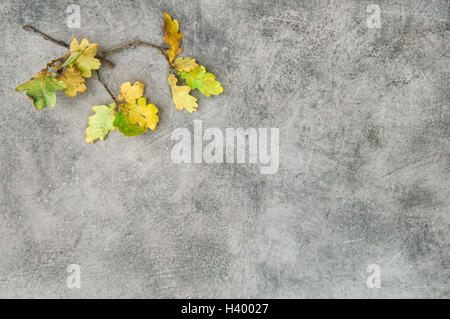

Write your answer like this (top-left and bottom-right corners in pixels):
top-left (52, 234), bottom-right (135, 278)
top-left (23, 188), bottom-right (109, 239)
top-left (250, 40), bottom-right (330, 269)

top-left (85, 103), bottom-right (117, 143)
top-left (178, 65), bottom-right (223, 97)
top-left (113, 109), bottom-right (146, 137)
top-left (15, 71), bottom-right (67, 110)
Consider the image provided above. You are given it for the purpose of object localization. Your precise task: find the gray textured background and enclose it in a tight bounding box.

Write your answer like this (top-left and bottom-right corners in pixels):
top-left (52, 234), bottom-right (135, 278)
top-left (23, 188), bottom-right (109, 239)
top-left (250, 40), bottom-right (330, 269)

top-left (0, 0), bottom-right (448, 298)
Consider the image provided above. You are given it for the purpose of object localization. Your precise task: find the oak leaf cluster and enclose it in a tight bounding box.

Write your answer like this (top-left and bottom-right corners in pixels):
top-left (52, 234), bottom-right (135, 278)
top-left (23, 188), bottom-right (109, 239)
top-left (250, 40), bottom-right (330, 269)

top-left (16, 13), bottom-right (223, 143)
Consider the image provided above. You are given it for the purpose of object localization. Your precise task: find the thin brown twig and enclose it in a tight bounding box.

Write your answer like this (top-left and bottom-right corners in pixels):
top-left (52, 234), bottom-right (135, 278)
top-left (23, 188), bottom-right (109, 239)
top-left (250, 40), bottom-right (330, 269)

top-left (23, 25), bottom-right (69, 48)
top-left (22, 25), bottom-right (115, 68)
top-left (100, 40), bottom-right (174, 71)
top-left (95, 70), bottom-right (119, 106)
top-left (100, 40), bottom-right (166, 55)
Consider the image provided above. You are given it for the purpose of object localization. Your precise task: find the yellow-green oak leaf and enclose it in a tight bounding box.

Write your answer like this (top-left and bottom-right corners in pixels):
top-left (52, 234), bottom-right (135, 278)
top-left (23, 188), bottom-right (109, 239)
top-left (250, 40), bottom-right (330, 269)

top-left (85, 103), bottom-right (117, 143)
top-left (113, 109), bottom-right (146, 137)
top-left (15, 70), bottom-right (67, 110)
top-left (178, 65), bottom-right (223, 97)
top-left (69, 38), bottom-right (101, 78)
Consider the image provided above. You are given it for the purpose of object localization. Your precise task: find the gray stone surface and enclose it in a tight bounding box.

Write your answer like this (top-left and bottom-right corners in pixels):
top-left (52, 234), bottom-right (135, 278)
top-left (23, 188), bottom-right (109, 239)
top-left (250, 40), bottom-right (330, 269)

top-left (0, 0), bottom-right (448, 298)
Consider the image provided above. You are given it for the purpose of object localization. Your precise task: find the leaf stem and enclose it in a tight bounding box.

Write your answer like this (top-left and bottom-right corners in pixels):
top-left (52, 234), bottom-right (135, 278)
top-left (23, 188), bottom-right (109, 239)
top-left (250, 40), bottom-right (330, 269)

top-left (22, 25), bottom-right (115, 68)
top-left (95, 70), bottom-right (119, 106)
top-left (44, 55), bottom-right (69, 71)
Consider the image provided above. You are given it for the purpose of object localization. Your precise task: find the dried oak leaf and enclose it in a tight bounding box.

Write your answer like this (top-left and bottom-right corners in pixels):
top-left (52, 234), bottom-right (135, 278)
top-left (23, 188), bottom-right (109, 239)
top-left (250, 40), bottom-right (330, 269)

top-left (118, 81), bottom-right (145, 104)
top-left (168, 74), bottom-right (198, 113)
top-left (85, 103), bottom-right (116, 143)
top-left (57, 68), bottom-right (86, 98)
top-left (163, 12), bottom-right (183, 63)
top-left (15, 70), bottom-right (66, 109)
top-left (69, 38), bottom-right (101, 78)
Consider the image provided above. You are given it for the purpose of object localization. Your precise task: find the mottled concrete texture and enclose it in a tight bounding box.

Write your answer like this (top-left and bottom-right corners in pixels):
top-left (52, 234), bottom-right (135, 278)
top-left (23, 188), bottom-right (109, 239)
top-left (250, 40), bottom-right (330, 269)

top-left (0, 0), bottom-right (448, 298)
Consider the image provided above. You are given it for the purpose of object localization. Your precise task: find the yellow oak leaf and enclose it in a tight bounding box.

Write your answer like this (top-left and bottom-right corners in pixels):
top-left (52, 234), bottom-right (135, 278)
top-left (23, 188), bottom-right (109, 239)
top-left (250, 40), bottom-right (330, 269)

top-left (168, 74), bottom-right (198, 113)
top-left (69, 38), bottom-right (101, 78)
top-left (163, 12), bottom-right (183, 63)
top-left (118, 81), bottom-right (145, 104)
top-left (173, 57), bottom-right (198, 72)
top-left (57, 68), bottom-right (86, 98)
top-left (123, 97), bottom-right (159, 131)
